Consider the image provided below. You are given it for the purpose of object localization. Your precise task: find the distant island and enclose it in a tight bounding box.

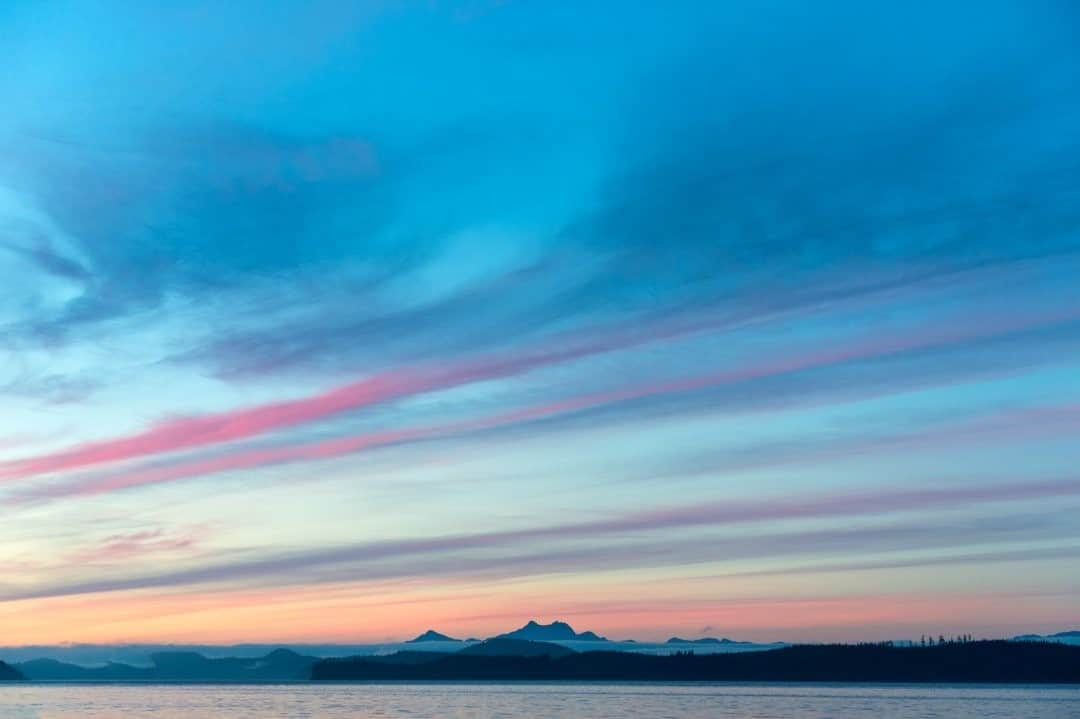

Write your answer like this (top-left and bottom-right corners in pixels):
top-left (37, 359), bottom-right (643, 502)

top-left (0, 661), bottom-right (22, 681)
top-left (313, 640), bottom-right (1080, 683)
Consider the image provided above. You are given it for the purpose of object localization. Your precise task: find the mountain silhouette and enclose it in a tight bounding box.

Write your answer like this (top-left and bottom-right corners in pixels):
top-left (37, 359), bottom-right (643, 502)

top-left (406, 630), bottom-right (459, 643)
top-left (16, 649), bottom-right (316, 682)
top-left (666, 637), bottom-right (734, 645)
top-left (14, 658), bottom-right (152, 681)
top-left (150, 649), bottom-right (316, 680)
top-left (1013, 630), bottom-right (1080, 645)
top-left (0, 661), bottom-right (22, 681)
top-left (495, 620), bottom-right (607, 642)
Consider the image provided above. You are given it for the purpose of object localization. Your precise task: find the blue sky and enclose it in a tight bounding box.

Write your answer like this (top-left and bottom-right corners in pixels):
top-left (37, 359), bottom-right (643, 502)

top-left (1, 1), bottom-right (1079, 643)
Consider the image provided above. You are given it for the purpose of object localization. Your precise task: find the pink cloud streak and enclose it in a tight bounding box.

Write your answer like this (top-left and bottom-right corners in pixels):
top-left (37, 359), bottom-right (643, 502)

top-left (0, 312), bottom-right (702, 482)
top-left (35, 364), bottom-right (1080, 502)
top-left (3, 300), bottom-right (1077, 490)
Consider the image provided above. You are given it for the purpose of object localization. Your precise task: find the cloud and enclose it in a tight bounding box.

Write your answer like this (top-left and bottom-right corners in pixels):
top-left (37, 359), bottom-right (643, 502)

top-left (68, 528), bottom-right (203, 564)
top-left (614, 401), bottom-right (1080, 489)
top-left (13, 303), bottom-right (1077, 499)
top-left (706, 545), bottom-right (1080, 581)
top-left (5, 477), bottom-right (1078, 602)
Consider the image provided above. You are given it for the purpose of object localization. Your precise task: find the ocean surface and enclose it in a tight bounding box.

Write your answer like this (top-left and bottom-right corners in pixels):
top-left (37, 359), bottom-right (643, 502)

top-left (0, 682), bottom-right (1078, 718)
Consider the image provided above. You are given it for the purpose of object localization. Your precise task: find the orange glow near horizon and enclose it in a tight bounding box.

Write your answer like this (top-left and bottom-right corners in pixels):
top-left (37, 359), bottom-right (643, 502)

top-left (1, 576), bottom-right (1075, 646)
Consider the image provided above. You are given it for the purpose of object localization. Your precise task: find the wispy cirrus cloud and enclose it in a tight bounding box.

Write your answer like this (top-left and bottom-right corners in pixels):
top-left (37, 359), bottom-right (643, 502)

top-left (6, 476), bottom-right (1079, 602)
top-left (5, 293), bottom-right (1077, 493)
top-left (617, 400), bottom-right (1080, 489)
top-left (67, 528), bottom-right (203, 564)
top-left (13, 304), bottom-right (1078, 500)
top-left (701, 545), bottom-right (1080, 581)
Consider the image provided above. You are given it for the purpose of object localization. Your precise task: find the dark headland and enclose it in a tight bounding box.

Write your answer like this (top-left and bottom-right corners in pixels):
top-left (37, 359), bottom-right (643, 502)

top-left (313, 640), bottom-right (1080, 683)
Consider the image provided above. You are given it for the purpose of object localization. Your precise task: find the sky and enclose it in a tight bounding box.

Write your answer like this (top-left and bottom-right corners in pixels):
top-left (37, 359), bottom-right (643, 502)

top-left (1, 0), bottom-right (1079, 645)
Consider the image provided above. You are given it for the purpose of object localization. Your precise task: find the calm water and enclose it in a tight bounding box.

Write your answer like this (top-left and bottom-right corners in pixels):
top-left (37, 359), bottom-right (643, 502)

top-left (0, 683), bottom-right (1078, 718)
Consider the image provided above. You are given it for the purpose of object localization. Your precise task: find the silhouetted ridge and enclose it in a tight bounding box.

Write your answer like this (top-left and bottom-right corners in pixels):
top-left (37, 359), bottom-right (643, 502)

top-left (16, 649), bottom-right (316, 681)
top-left (495, 620), bottom-right (607, 642)
top-left (406, 630), bottom-right (459, 643)
top-left (1012, 629), bottom-right (1080, 645)
top-left (14, 658), bottom-right (152, 681)
top-left (312, 641), bottom-right (1080, 683)
top-left (263, 648), bottom-right (304, 660)
top-left (666, 637), bottom-right (734, 645)
top-left (0, 661), bottom-right (22, 681)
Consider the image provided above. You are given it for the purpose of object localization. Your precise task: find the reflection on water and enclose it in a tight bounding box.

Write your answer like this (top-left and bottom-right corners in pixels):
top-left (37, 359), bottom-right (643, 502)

top-left (0, 683), bottom-right (1078, 718)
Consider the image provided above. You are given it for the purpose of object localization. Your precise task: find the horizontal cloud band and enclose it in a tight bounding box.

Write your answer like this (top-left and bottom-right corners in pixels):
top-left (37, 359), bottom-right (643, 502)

top-left (7, 475), bottom-right (1079, 602)
top-left (15, 306), bottom-right (1080, 500)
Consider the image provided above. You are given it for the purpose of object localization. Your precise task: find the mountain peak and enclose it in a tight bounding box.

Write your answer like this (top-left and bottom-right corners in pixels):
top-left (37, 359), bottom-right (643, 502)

top-left (407, 629), bottom-right (459, 643)
top-left (495, 620), bottom-right (607, 642)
